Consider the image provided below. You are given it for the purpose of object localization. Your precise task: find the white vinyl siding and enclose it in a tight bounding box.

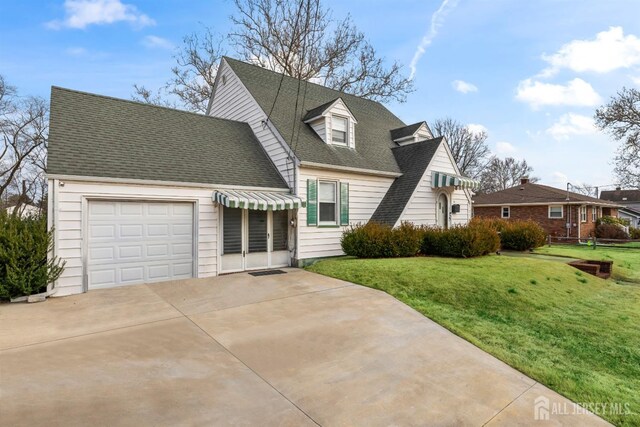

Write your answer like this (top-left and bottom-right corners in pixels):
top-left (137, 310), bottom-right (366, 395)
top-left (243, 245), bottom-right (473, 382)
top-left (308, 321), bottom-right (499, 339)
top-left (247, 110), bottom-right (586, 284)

top-left (208, 60), bottom-right (295, 187)
top-left (297, 167), bottom-right (393, 259)
top-left (309, 119), bottom-right (326, 143)
top-left (49, 179), bottom-right (218, 297)
top-left (549, 205), bottom-right (564, 219)
top-left (398, 143), bottom-right (472, 227)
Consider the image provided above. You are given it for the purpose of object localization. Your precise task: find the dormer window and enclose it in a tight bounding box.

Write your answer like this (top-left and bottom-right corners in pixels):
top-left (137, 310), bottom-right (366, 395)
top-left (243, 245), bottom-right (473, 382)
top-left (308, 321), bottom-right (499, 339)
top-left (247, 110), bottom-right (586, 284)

top-left (332, 116), bottom-right (348, 145)
top-left (390, 121), bottom-right (434, 146)
top-left (303, 98), bottom-right (357, 149)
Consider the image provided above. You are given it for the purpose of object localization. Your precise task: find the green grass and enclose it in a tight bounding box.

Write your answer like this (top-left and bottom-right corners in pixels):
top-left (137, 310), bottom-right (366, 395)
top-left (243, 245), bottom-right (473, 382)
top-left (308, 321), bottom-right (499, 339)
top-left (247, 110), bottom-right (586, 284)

top-left (535, 244), bottom-right (640, 284)
top-left (307, 256), bottom-right (640, 426)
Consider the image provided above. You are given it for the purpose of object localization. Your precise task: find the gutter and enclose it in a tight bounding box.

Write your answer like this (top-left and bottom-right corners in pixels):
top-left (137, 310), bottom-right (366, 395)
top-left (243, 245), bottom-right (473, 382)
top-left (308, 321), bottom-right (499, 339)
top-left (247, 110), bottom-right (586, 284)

top-left (299, 161), bottom-right (402, 178)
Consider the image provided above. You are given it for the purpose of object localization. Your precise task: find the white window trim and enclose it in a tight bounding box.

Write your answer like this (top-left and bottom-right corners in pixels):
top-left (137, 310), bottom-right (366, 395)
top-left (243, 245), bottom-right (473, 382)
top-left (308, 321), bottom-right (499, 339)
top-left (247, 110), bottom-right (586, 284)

top-left (592, 206), bottom-right (597, 222)
top-left (330, 115), bottom-right (349, 146)
top-left (548, 205), bottom-right (564, 219)
top-left (580, 205), bottom-right (587, 223)
top-left (501, 206), bottom-right (510, 219)
top-left (318, 180), bottom-right (339, 225)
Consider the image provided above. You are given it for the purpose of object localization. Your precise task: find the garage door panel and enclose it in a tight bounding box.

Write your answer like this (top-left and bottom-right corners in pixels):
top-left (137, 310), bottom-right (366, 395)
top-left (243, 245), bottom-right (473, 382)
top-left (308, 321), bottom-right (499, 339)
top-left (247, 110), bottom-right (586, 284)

top-left (87, 201), bottom-right (194, 290)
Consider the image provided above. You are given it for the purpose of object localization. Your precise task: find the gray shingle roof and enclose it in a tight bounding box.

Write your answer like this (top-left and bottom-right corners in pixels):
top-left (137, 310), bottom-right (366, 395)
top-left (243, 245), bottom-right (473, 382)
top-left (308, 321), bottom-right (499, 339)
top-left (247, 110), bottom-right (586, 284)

top-left (224, 57), bottom-right (404, 174)
top-left (390, 122), bottom-right (426, 140)
top-left (600, 189), bottom-right (640, 202)
top-left (473, 183), bottom-right (620, 206)
top-left (370, 138), bottom-right (444, 226)
top-left (302, 98), bottom-right (339, 121)
top-left (47, 87), bottom-right (287, 189)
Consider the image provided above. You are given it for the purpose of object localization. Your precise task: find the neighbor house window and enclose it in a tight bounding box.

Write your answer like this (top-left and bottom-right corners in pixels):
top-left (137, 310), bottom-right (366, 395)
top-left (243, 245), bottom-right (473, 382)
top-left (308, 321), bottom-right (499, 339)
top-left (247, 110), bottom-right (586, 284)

top-left (331, 116), bottom-right (348, 145)
top-left (592, 206), bottom-right (597, 222)
top-left (549, 205), bottom-right (563, 219)
top-left (319, 181), bottom-right (338, 224)
top-left (581, 206), bottom-right (587, 222)
top-left (501, 206), bottom-right (510, 218)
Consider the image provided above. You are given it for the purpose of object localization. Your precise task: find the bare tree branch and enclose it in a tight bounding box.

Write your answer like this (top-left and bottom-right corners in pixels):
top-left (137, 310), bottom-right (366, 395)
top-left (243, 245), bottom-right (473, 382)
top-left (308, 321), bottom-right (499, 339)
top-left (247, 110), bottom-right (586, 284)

top-left (478, 157), bottom-right (539, 194)
top-left (595, 87), bottom-right (640, 188)
top-left (431, 117), bottom-right (491, 179)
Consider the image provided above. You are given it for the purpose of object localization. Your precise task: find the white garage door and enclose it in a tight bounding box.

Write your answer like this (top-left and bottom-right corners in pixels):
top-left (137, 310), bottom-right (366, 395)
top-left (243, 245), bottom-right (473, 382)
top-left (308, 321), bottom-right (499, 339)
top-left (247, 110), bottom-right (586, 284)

top-left (87, 200), bottom-right (194, 290)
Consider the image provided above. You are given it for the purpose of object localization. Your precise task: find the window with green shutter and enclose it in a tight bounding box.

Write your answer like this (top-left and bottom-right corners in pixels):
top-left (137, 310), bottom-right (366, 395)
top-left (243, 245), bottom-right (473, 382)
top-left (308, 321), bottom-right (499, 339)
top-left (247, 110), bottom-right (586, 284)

top-left (307, 179), bottom-right (318, 226)
top-left (340, 182), bottom-right (349, 225)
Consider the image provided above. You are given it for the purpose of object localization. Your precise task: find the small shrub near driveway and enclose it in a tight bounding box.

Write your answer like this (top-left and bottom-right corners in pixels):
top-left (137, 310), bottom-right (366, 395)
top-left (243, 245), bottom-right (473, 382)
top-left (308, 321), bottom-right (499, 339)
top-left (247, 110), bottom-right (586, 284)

top-left (341, 221), bottom-right (500, 259)
top-left (421, 221), bottom-right (500, 258)
top-left (498, 220), bottom-right (547, 251)
top-left (0, 211), bottom-right (66, 300)
top-left (631, 227), bottom-right (640, 239)
top-left (341, 222), bottom-right (423, 258)
top-left (597, 215), bottom-right (629, 227)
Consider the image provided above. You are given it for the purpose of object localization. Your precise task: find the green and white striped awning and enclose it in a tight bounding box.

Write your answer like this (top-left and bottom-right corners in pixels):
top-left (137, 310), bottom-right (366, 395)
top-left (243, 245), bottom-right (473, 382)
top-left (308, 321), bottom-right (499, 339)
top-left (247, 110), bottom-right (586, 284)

top-left (213, 190), bottom-right (306, 211)
top-left (432, 171), bottom-right (480, 190)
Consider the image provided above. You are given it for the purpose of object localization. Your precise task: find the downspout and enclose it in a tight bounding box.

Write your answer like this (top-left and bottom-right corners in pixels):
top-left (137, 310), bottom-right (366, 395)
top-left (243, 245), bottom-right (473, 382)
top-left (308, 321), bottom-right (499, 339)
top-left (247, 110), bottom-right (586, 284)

top-left (48, 179), bottom-right (59, 296)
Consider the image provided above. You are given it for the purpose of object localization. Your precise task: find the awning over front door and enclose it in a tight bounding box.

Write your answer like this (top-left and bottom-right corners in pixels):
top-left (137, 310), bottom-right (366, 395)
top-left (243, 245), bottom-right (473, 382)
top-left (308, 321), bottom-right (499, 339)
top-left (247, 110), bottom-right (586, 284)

top-left (431, 171), bottom-right (480, 191)
top-left (213, 190), bottom-right (306, 211)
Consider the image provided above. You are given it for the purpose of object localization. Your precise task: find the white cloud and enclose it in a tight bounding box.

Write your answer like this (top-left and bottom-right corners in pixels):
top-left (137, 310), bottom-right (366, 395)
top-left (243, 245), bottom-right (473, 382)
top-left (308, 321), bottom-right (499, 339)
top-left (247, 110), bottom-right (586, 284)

top-left (541, 27), bottom-right (640, 77)
top-left (466, 123), bottom-right (488, 135)
top-left (409, 0), bottom-right (459, 80)
top-left (47, 0), bottom-right (154, 29)
top-left (546, 113), bottom-right (597, 140)
top-left (495, 141), bottom-right (516, 155)
top-left (516, 78), bottom-right (601, 109)
top-left (142, 35), bottom-right (173, 50)
top-left (452, 80), bottom-right (478, 94)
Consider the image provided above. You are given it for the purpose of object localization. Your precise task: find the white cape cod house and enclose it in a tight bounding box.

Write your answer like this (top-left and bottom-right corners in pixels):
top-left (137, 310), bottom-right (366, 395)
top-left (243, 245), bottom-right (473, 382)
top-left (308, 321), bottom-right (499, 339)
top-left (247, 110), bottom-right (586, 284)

top-left (47, 57), bottom-right (477, 296)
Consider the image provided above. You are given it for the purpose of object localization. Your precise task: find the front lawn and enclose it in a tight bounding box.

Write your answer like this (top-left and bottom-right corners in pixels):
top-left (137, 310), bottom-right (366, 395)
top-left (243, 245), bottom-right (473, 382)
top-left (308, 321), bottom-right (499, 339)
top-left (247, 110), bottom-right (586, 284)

top-left (307, 256), bottom-right (640, 426)
top-left (535, 244), bottom-right (640, 284)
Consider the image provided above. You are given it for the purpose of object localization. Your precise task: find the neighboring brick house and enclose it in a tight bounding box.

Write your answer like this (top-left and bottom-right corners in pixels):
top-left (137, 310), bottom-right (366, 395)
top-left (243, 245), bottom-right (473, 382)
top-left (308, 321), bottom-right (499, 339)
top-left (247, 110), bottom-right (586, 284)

top-left (600, 188), bottom-right (640, 228)
top-left (473, 179), bottom-right (621, 238)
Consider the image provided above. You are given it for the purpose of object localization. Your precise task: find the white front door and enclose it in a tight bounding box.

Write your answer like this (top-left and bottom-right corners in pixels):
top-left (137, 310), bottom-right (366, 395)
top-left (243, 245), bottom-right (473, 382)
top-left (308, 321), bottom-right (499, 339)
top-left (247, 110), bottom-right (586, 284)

top-left (87, 200), bottom-right (194, 290)
top-left (221, 207), bottom-right (290, 273)
top-left (436, 193), bottom-right (449, 229)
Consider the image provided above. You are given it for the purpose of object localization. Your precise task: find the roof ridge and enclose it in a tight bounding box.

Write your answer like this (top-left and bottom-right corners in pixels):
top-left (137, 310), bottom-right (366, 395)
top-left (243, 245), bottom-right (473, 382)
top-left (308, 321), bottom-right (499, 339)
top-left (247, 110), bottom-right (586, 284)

top-left (222, 56), bottom-right (400, 111)
top-left (50, 86), bottom-right (251, 126)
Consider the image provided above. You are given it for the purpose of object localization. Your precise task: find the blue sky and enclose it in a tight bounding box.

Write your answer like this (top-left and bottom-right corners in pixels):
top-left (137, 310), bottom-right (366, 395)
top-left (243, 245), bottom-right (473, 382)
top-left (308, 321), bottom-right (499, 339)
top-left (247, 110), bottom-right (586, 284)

top-left (2, 0), bottom-right (640, 190)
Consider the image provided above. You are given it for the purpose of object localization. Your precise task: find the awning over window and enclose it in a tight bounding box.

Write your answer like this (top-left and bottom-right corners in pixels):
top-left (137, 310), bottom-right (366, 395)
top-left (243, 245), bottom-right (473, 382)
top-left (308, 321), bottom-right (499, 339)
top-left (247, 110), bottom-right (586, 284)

top-left (213, 190), bottom-right (306, 211)
top-left (432, 171), bottom-right (480, 191)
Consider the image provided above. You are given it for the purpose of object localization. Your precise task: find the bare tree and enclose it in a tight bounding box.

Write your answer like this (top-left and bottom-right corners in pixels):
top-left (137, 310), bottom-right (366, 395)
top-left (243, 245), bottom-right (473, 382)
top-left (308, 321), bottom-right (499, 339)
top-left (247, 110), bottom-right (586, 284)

top-left (479, 157), bottom-right (538, 194)
top-left (134, 0), bottom-right (413, 112)
top-left (431, 118), bottom-right (490, 179)
top-left (0, 75), bottom-right (49, 206)
top-left (570, 183), bottom-right (598, 198)
top-left (133, 28), bottom-right (224, 112)
top-left (595, 87), bottom-right (640, 188)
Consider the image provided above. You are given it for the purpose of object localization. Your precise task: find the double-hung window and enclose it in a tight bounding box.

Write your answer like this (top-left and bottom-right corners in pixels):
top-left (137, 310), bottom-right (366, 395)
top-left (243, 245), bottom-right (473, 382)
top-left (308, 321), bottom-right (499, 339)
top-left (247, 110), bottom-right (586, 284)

top-left (549, 205), bottom-right (563, 219)
top-left (318, 181), bottom-right (338, 224)
top-left (580, 206), bottom-right (587, 222)
top-left (592, 206), bottom-right (597, 222)
top-left (501, 206), bottom-right (510, 218)
top-left (331, 116), bottom-right (348, 145)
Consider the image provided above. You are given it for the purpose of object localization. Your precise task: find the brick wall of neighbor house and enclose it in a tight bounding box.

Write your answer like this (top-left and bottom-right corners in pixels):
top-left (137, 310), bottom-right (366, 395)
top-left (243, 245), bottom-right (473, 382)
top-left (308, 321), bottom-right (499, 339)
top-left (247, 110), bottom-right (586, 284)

top-left (474, 204), bottom-right (602, 238)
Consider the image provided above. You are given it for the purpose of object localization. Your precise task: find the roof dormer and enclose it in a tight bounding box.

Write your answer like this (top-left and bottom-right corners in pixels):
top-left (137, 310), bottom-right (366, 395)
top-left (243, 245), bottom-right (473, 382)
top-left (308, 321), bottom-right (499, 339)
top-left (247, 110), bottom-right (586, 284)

top-left (303, 98), bottom-right (357, 149)
top-left (390, 121), bottom-right (433, 146)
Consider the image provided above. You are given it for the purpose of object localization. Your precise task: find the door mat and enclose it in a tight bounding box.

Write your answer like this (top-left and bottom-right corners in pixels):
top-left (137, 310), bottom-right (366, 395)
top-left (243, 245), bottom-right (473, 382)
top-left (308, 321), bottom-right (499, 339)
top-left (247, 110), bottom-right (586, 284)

top-left (249, 270), bottom-right (287, 277)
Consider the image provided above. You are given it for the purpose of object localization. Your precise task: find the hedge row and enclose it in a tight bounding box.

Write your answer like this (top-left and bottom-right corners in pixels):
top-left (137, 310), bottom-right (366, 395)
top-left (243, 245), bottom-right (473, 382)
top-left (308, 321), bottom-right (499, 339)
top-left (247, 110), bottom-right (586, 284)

top-left (341, 218), bottom-right (547, 259)
top-left (631, 227), bottom-right (640, 240)
top-left (0, 211), bottom-right (65, 300)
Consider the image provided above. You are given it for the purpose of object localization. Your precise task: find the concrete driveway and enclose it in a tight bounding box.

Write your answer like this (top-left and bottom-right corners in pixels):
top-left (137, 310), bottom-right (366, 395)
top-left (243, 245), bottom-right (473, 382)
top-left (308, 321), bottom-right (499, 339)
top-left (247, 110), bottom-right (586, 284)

top-left (0, 269), bottom-right (609, 426)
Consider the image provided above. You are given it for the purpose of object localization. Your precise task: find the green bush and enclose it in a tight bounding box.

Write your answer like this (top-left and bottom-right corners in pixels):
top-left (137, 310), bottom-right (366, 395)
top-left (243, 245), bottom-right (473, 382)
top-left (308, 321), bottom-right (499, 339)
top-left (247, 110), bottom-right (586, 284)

top-left (596, 223), bottom-right (629, 240)
top-left (0, 211), bottom-right (65, 300)
top-left (421, 221), bottom-right (500, 258)
top-left (499, 220), bottom-right (547, 251)
top-left (341, 222), bottom-right (425, 258)
top-left (631, 227), bottom-right (640, 239)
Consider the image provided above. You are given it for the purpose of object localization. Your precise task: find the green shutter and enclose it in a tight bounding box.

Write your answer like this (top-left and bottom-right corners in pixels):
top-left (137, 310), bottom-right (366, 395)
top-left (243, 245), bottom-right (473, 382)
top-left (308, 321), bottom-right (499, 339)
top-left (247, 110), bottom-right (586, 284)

top-left (340, 182), bottom-right (349, 225)
top-left (307, 179), bottom-right (318, 226)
